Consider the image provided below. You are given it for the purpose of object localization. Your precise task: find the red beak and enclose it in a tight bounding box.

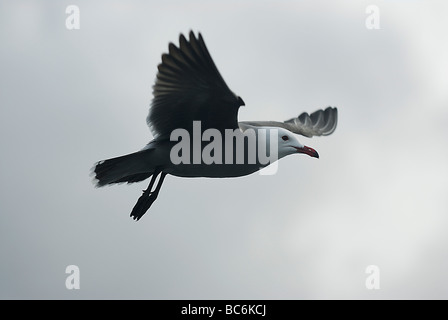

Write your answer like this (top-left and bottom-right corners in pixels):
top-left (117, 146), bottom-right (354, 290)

top-left (294, 145), bottom-right (319, 158)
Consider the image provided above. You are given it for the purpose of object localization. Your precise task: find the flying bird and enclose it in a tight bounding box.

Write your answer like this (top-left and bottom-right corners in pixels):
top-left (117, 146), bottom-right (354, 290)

top-left (93, 31), bottom-right (338, 221)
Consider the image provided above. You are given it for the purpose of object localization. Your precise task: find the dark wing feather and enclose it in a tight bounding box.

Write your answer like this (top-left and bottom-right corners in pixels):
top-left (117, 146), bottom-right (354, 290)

top-left (148, 31), bottom-right (245, 138)
top-left (240, 107), bottom-right (338, 138)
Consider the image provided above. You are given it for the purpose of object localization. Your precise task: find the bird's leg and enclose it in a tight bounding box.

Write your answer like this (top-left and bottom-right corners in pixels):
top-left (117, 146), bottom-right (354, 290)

top-left (142, 170), bottom-right (160, 195)
top-left (130, 170), bottom-right (167, 221)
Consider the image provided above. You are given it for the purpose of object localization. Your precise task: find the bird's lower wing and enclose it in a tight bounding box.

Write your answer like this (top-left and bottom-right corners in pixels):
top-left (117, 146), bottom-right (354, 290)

top-left (239, 106), bottom-right (337, 138)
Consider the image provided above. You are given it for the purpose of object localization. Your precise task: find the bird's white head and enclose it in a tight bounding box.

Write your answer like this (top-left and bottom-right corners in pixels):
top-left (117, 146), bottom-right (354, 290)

top-left (275, 127), bottom-right (319, 160)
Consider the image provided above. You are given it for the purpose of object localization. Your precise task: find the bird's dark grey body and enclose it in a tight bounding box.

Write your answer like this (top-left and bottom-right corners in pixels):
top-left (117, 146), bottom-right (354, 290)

top-left (142, 132), bottom-right (277, 178)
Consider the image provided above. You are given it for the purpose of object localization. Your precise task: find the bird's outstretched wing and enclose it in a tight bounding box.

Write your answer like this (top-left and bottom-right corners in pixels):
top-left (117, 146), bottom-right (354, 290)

top-left (240, 107), bottom-right (338, 138)
top-left (148, 31), bottom-right (245, 138)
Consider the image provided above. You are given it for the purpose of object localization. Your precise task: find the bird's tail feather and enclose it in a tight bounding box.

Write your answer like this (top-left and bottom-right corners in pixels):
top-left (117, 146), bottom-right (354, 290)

top-left (92, 150), bottom-right (154, 187)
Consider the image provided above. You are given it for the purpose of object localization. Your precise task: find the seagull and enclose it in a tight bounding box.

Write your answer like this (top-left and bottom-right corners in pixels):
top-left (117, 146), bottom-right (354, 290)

top-left (93, 31), bottom-right (338, 221)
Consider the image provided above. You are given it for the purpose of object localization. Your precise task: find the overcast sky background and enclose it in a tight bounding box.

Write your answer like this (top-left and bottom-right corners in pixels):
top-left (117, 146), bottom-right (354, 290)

top-left (1, 0), bottom-right (448, 299)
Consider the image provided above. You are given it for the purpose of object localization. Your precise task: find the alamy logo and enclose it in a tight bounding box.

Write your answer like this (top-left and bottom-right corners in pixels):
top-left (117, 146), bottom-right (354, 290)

top-left (365, 265), bottom-right (380, 290)
top-left (170, 121), bottom-right (279, 168)
top-left (65, 5), bottom-right (80, 30)
top-left (365, 5), bottom-right (380, 30)
top-left (65, 265), bottom-right (80, 290)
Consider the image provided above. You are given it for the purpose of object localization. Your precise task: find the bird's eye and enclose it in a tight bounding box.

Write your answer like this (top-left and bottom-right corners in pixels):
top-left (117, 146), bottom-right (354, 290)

top-left (282, 135), bottom-right (289, 141)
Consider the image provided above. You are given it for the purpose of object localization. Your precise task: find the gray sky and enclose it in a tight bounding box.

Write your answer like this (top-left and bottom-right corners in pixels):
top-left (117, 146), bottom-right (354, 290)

top-left (1, 0), bottom-right (448, 299)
